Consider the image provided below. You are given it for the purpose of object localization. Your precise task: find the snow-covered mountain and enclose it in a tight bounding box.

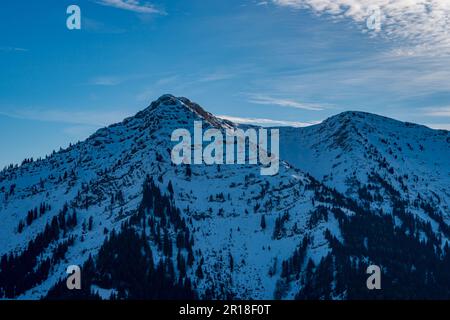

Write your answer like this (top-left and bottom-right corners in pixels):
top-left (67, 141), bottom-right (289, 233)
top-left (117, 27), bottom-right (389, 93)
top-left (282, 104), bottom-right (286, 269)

top-left (280, 111), bottom-right (450, 233)
top-left (1, 95), bottom-right (449, 300)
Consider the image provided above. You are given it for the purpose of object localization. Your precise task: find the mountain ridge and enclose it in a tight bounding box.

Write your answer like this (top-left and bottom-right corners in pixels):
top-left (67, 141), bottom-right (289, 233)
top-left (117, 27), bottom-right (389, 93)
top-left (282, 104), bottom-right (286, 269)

top-left (1, 95), bottom-right (450, 300)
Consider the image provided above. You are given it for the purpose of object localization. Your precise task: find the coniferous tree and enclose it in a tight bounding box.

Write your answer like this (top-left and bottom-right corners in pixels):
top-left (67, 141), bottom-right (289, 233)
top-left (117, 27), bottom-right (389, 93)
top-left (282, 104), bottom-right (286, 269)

top-left (260, 214), bottom-right (266, 230)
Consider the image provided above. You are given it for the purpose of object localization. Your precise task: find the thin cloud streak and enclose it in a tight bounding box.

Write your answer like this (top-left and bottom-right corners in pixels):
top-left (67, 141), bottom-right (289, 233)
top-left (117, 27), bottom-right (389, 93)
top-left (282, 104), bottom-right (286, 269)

top-left (0, 46), bottom-right (28, 52)
top-left (423, 106), bottom-right (450, 117)
top-left (254, 53), bottom-right (450, 106)
top-left (0, 108), bottom-right (129, 127)
top-left (219, 115), bottom-right (321, 127)
top-left (95, 0), bottom-right (164, 14)
top-left (272, 0), bottom-right (450, 56)
top-left (247, 94), bottom-right (326, 111)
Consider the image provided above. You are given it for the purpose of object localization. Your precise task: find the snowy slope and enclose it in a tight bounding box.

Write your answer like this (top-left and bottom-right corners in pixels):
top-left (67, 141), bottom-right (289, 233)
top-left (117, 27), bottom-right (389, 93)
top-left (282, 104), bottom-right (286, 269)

top-left (1, 97), bottom-right (449, 300)
top-left (280, 111), bottom-right (450, 232)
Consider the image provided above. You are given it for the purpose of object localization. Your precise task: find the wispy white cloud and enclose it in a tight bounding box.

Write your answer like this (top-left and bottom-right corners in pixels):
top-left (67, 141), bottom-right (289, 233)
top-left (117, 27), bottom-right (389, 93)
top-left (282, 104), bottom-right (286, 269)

top-left (272, 0), bottom-right (450, 56)
top-left (88, 73), bottom-right (148, 86)
top-left (219, 115), bottom-right (321, 127)
top-left (0, 46), bottom-right (28, 52)
top-left (198, 72), bottom-right (236, 82)
top-left (253, 54), bottom-right (450, 105)
top-left (422, 106), bottom-right (450, 117)
top-left (0, 108), bottom-right (129, 127)
top-left (247, 94), bottom-right (327, 110)
top-left (95, 0), bottom-right (164, 14)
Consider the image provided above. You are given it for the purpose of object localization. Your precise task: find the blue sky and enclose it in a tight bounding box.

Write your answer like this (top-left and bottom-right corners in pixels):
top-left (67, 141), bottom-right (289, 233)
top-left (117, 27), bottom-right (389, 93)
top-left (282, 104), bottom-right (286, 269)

top-left (1, 0), bottom-right (450, 168)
